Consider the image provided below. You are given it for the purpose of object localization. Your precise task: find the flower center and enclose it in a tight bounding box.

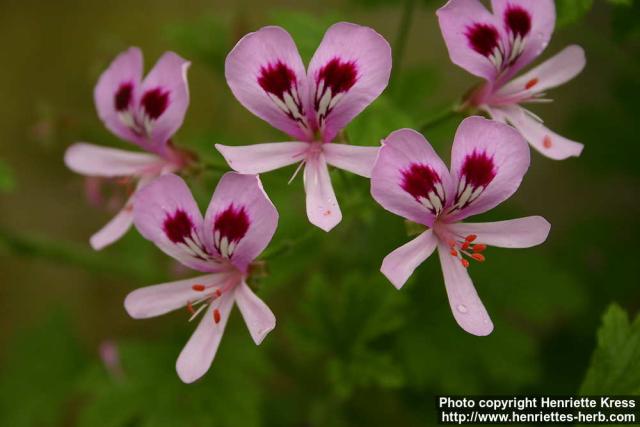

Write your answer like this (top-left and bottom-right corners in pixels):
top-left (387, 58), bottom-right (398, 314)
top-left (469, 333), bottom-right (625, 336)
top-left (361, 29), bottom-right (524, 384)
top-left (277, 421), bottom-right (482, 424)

top-left (401, 162), bottom-right (446, 215)
top-left (163, 209), bottom-right (211, 260)
top-left (186, 274), bottom-right (240, 325)
top-left (213, 204), bottom-right (250, 258)
top-left (447, 233), bottom-right (487, 269)
top-left (114, 82), bottom-right (171, 138)
top-left (314, 57), bottom-right (358, 131)
top-left (258, 60), bottom-right (310, 134)
top-left (449, 150), bottom-right (496, 213)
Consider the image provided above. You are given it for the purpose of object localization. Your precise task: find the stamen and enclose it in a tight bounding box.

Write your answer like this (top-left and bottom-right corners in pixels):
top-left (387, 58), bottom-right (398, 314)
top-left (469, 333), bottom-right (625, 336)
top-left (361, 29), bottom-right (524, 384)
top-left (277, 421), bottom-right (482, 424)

top-left (471, 253), bottom-right (485, 262)
top-left (461, 259), bottom-right (470, 268)
top-left (465, 234), bottom-right (477, 242)
top-left (473, 244), bottom-right (486, 253)
top-left (543, 135), bottom-right (553, 149)
top-left (213, 309), bottom-right (221, 324)
top-left (189, 303), bottom-right (208, 322)
top-left (192, 284), bottom-right (206, 292)
top-left (186, 301), bottom-right (195, 315)
top-left (450, 249), bottom-right (458, 257)
top-left (525, 78), bottom-right (538, 90)
top-left (461, 241), bottom-right (471, 250)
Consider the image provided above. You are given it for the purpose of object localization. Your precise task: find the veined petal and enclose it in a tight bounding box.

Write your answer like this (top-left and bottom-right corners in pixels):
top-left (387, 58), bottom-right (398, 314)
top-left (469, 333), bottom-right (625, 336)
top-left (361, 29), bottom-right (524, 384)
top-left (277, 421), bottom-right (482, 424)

top-left (138, 52), bottom-right (191, 154)
top-left (94, 47), bottom-right (143, 144)
top-left (225, 26), bottom-right (311, 141)
top-left (307, 22), bottom-right (392, 143)
top-left (323, 143), bottom-right (379, 178)
top-left (234, 282), bottom-right (276, 345)
top-left (498, 105), bottom-right (584, 160)
top-left (215, 142), bottom-right (308, 174)
top-left (89, 201), bottom-right (134, 250)
top-left (381, 230), bottom-right (438, 289)
top-left (371, 129), bottom-right (453, 227)
top-left (176, 292), bottom-right (235, 383)
top-left (124, 273), bottom-right (225, 319)
top-left (495, 45), bottom-right (586, 101)
top-left (304, 153), bottom-right (342, 231)
top-left (447, 116), bottom-right (530, 222)
top-left (437, 0), bottom-right (503, 81)
top-left (203, 173), bottom-right (278, 272)
top-left (437, 241), bottom-right (493, 336)
top-left (491, 0), bottom-right (556, 80)
top-left (133, 174), bottom-right (214, 272)
top-left (65, 143), bottom-right (163, 177)
top-left (449, 216), bottom-right (550, 248)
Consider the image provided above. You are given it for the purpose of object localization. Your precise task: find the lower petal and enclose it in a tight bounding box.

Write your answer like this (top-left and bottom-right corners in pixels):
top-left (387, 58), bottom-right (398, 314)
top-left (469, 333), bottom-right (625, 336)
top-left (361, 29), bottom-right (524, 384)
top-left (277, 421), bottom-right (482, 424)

top-left (501, 106), bottom-right (584, 160)
top-left (124, 273), bottom-right (225, 319)
top-left (176, 293), bottom-right (235, 383)
top-left (449, 216), bottom-right (550, 248)
top-left (234, 282), bottom-right (276, 345)
top-left (381, 230), bottom-right (438, 289)
top-left (437, 242), bottom-right (493, 336)
top-left (323, 143), bottom-right (379, 178)
top-left (89, 203), bottom-right (134, 250)
top-left (215, 142), bottom-right (308, 174)
top-left (304, 154), bottom-right (342, 232)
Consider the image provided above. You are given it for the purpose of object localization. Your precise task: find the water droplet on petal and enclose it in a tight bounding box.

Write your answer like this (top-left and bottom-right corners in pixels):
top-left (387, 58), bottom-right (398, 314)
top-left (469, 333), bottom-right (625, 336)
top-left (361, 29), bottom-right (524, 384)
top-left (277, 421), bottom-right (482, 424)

top-left (457, 304), bottom-right (468, 313)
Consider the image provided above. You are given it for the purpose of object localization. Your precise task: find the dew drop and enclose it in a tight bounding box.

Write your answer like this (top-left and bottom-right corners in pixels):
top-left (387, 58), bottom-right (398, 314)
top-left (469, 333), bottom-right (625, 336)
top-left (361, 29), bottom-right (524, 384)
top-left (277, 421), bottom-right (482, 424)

top-left (457, 304), bottom-right (468, 313)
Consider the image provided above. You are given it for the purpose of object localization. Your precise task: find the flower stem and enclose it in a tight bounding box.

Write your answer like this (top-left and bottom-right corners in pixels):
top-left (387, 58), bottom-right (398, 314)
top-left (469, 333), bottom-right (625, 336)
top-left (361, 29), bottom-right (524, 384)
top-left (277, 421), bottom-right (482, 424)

top-left (391, 0), bottom-right (416, 84)
top-left (418, 106), bottom-right (464, 133)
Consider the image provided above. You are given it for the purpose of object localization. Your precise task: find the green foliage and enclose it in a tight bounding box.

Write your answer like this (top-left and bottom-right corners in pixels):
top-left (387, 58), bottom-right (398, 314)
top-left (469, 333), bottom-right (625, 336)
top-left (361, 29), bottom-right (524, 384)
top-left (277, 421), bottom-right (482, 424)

top-left (0, 159), bottom-right (15, 192)
top-left (580, 304), bottom-right (640, 394)
top-left (347, 95), bottom-right (415, 146)
top-left (556, 0), bottom-right (594, 28)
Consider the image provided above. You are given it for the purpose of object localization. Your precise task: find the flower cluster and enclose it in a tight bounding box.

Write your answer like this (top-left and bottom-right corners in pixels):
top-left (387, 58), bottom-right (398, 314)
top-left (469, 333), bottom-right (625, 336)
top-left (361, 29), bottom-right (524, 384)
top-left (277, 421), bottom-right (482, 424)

top-left (66, 0), bottom-right (584, 382)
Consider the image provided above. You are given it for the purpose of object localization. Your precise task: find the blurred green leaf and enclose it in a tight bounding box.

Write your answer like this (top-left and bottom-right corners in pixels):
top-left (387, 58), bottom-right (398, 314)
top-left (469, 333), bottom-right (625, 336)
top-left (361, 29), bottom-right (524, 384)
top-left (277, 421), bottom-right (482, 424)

top-left (347, 95), bottom-right (415, 146)
top-left (556, 0), bottom-right (594, 28)
top-left (580, 304), bottom-right (640, 394)
top-left (0, 310), bottom-right (87, 427)
top-left (0, 159), bottom-right (15, 192)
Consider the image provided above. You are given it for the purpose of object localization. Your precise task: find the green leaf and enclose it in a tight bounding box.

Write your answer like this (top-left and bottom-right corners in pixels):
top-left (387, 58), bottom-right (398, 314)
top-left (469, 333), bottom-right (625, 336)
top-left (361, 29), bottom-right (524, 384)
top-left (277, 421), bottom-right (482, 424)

top-left (0, 159), bottom-right (15, 192)
top-left (346, 95), bottom-right (415, 147)
top-left (580, 304), bottom-right (640, 394)
top-left (556, 0), bottom-right (594, 28)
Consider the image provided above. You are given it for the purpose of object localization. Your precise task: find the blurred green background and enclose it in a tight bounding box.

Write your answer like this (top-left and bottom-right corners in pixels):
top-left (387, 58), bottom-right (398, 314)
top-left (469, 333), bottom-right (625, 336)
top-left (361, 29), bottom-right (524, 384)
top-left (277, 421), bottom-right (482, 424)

top-left (0, 0), bottom-right (639, 425)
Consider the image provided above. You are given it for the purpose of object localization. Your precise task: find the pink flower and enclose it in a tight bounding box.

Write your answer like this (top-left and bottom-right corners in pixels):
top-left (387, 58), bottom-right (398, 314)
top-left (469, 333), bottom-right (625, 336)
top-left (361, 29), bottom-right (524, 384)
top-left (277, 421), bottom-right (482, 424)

top-left (437, 0), bottom-right (585, 160)
top-left (216, 23), bottom-right (392, 231)
top-left (124, 172), bottom-right (278, 383)
top-left (371, 117), bottom-right (550, 335)
top-left (65, 47), bottom-right (191, 249)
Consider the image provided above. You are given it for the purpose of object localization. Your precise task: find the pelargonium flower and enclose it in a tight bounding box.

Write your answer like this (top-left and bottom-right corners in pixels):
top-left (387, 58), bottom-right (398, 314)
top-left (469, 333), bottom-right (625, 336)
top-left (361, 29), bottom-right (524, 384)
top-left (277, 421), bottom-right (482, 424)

top-left (371, 117), bottom-right (550, 335)
top-left (437, 0), bottom-right (585, 160)
top-left (215, 23), bottom-right (392, 231)
top-left (124, 172), bottom-right (278, 383)
top-left (65, 47), bottom-right (191, 249)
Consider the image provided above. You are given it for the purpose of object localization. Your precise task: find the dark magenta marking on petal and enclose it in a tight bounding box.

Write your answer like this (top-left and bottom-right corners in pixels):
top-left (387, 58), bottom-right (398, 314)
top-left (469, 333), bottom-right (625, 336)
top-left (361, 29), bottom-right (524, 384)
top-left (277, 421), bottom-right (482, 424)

top-left (401, 163), bottom-right (441, 201)
top-left (504, 5), bottom-right (531, 37)
top-left (163, 209), bottom-right (194, 244)
top-left (114, 82), bottom-right (134, 112)
top-left (140, 87), bottom-right (169, 120)
top-left (460, 150), bottom-right (496, 188)
top-left (465, 23), bottom-right (500, 57)
top-left (214, 204), bottom-right (250, 243)
top-left (258, 61), bottom-right (297, 99)
top-left (316, 58), bottom-right (358, 95)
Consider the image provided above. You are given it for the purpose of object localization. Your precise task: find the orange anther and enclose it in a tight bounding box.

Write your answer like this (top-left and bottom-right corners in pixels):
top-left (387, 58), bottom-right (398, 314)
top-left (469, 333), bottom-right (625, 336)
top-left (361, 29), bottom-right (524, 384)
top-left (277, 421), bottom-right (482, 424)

top-left (461, 259), bottom-right (470, 268)
top-left (448, 240), bottom-right (456, 248)
top-left (192, 284), bottom-right (205, 292)
top-left (186, 302), bottom-right (195, 315)
top-left (215, 289), bottom-right (222, 297)
top-left (525, 78), bottom-right (539, 90)
top-left (473, 244), bottom-right (487, 253)
top-left (471, 253), bottom-right (485, 262)
top-left (465, 234), bottom-right (477, 242)
top-left (543, 135), bottom-right (553, 149)
top-left (450, 249), bottom-right (458, 257)
top-left (213, 309), bottom-right (221, 324)
top-left (461, 241), bottom-right (470, 250)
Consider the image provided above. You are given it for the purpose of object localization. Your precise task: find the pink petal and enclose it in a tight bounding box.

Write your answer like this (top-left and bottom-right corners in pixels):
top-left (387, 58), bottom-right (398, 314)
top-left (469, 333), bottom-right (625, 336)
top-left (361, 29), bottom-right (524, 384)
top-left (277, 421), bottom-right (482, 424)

top-left (495, 45), bottom-right (586, 101)
top-left (124, 273), bottom-right (224, 318)
top-left (370, 128), bottom-right (453, 227)
top-left (215, 142), bottom-right (308, 174)
top-left (323, 143), bottom-right (379, 178)
top-left (437, 241), bottom-right (493, 336)
top-left (304, 153), bottom-right (342, 231)
top-left (225, 26), bottom-right (311, 141)
top-left (203, 173), bottom-right (278, 272)
top-left (94, 47), bottom-right (143, 144)
top-left (138, 52), bottom-right (191, 154)
top-left (449, 216), bottom-right (550, 248)
top-left (65, 143), bottom-right (162, 177)
top-left (89, 201), bottom-right (134, 250)
top-left (234, 282), bottom-right (276, 345)
top-left (447, 116), bottom-right (530, 222)
top-left (495, 105), bottom-right (584, 160)
top-left (491, 0), bottom-right (556, 80)
top-left (176, 292), bottom-right (235, 383)
top-left (437, 0), bottom-right (502, 81)
top-left (381, 230), bottom-right (438, 289)
top-left (133, 174), bottom-right (214, 272)
top-left (307, 22), bottom-right (392, 143)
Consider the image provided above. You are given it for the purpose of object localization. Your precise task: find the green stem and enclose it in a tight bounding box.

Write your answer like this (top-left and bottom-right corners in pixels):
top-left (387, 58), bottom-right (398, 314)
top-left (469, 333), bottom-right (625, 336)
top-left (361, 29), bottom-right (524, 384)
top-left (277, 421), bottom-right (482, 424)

top-left (418, 107), bottom-right (461, 133)
top-left (260, 228), bottom-right (316, 261)
top-left (0, 227), bottom-right (163, 282)
top-left (392, 0), bottom-right (416, 84)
